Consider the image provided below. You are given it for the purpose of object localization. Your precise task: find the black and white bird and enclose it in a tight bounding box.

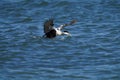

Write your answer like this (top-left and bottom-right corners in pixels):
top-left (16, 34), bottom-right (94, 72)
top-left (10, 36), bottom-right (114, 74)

top-left (43, 19), bottom-right (77, 38)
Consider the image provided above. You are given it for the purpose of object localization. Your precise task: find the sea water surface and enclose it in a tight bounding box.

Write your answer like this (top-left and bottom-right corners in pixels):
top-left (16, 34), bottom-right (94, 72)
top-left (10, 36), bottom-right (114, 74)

top-left (0, 0), bottom-right (120, 80)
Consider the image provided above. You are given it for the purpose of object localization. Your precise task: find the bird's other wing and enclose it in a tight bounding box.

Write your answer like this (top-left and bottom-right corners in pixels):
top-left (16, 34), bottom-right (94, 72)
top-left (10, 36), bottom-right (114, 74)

top-left (43, 18), bottom-right (54, 33)
top-left (58, 19), bottom-right (77, 30)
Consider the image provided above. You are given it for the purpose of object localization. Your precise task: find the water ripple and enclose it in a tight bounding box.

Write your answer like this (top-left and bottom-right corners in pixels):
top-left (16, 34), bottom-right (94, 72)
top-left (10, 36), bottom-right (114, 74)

top-left (0, 0), bottom-right (120, 80)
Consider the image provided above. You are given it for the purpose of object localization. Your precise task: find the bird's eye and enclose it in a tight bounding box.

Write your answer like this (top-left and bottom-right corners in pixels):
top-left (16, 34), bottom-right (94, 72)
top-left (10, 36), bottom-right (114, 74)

top-left (64, 31), bottom-right (68, 33)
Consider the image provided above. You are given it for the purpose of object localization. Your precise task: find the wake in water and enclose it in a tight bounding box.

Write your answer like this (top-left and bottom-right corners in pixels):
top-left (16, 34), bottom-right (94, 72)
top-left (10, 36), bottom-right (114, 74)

top-left (31, 34), bottom-right (72, 41)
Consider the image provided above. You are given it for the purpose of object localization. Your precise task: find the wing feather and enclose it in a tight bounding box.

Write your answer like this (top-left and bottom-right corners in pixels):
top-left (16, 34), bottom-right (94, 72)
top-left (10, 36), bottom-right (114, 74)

top-left (43, 19), bottom-right (54, 33)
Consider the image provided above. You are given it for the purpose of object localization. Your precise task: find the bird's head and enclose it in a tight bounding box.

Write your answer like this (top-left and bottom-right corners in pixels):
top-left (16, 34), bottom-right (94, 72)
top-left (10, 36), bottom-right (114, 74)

top-left (63, 31), bottom-right (71, 36)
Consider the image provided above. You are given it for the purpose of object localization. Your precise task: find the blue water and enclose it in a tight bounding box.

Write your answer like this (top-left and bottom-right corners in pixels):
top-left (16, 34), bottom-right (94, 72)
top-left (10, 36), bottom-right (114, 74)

top-left (0, 0), bottom-right (120, 80)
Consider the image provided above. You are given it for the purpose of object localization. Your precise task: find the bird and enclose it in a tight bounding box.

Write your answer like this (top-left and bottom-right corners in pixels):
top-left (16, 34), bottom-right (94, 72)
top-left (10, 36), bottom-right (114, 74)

top-left (43, 18), bottom-right (77, 38)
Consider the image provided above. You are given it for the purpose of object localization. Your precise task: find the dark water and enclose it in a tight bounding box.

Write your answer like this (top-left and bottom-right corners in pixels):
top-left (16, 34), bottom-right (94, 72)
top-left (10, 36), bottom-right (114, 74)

top-left (0, 0), bottom-right (120, 80)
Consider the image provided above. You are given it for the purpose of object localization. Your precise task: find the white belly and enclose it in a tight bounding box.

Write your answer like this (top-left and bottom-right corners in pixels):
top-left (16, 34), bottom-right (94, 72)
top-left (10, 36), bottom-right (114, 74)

top-left (54, 28), bottom-right (62, 35)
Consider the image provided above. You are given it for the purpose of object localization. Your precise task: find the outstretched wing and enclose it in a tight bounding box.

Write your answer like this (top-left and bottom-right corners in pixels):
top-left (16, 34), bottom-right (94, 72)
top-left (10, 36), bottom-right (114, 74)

top-left (43, 19), bottom-right (54, 33)
top-left (58, 19), bottom-right (77, 30)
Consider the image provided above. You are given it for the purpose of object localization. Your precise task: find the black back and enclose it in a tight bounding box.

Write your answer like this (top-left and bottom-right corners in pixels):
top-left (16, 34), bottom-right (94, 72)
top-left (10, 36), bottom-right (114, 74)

top-left (45, 29), bottom-right (56, 38)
